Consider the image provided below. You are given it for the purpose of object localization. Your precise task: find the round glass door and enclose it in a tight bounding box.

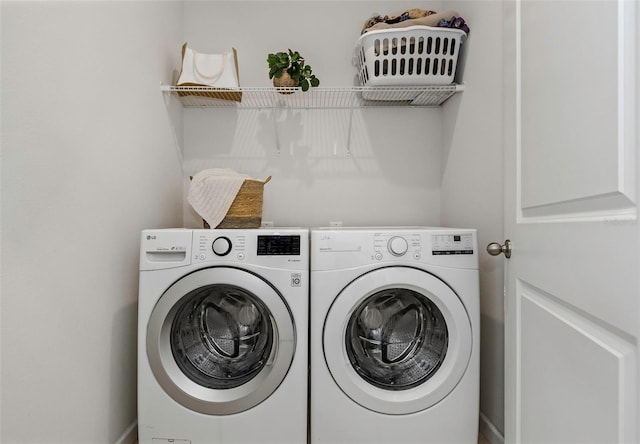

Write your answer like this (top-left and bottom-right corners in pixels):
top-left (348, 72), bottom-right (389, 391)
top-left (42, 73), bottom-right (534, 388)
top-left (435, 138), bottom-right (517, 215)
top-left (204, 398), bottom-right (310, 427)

top-left (324, 267), bottom-right (471, 415)
top-left (170, 284), bottom-right (274, 390)
top-left (345, 288), bottom-right (448, 391)
top-left (147, 267), bottom-right (295, 415)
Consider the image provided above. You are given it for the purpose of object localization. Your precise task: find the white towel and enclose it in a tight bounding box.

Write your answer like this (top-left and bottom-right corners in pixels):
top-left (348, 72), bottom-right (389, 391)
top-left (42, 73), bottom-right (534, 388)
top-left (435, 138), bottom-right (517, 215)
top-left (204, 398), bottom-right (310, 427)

top-left (188, 168), bottom-right (250, 228)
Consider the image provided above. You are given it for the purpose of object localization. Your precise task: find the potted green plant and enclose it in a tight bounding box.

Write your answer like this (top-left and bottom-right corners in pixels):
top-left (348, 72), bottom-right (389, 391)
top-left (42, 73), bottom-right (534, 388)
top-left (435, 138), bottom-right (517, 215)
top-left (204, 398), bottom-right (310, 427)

top-left (267, 49), bottom-right (320, 92)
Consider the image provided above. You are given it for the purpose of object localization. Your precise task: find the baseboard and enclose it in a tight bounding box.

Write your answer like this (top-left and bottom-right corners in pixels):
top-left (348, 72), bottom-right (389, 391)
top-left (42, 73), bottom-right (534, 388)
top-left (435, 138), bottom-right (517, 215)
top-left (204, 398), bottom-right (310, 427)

top-left (115, 420), bottom-right (138, 444)
top-left (479, 411), bottom-right (504, 444)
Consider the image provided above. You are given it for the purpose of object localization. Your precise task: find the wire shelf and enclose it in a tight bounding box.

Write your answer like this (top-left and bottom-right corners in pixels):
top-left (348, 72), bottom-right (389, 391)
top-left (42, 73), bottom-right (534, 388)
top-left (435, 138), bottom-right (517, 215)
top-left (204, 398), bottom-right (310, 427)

top-left (161, 84), bottom-right (463, 109)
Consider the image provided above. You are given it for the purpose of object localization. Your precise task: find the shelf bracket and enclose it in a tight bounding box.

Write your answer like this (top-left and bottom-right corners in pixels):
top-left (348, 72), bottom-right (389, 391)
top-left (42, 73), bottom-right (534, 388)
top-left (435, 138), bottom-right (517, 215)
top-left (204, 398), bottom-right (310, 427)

top-left (272, 107), bottom-right (282, 155)
top-left (346, 108), bottom-right (354, 156)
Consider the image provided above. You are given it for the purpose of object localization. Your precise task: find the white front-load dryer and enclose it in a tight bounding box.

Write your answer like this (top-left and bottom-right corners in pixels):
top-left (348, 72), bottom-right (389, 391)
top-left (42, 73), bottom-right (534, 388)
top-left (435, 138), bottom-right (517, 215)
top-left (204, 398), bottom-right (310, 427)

top-left (310, 227), bottom-right (479, 444)
top-left (138, 228), bottom-right (308, 444)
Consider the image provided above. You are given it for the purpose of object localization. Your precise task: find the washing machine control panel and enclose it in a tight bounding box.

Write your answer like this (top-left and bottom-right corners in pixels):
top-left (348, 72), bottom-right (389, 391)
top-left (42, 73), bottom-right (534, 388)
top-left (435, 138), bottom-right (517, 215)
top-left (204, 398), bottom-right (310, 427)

top-left (194, 232), bottom-right (247, 262)
top-left (140, 229), bottom-right (192, 270)
top-left (257, 235), bottom-right (301, 256)
top-left (193, 229), bottom-right (308, 268)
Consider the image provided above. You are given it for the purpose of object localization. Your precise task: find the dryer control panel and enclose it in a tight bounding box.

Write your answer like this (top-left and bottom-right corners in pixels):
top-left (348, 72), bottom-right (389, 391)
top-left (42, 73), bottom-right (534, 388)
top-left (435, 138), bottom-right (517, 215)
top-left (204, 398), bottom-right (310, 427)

top-left (311, 227), bottom-right (478, 271)
top-left (373, 232), bottom-right (422, 260)
top-left (431, 233), bottom-right (474, 255)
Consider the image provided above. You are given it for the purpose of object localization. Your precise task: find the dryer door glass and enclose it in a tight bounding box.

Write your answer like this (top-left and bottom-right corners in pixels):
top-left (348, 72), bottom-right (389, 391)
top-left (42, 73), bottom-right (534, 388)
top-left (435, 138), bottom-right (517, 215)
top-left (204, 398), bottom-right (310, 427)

top-left (345, 288), bottom-right (448, 390)
top-left (170, 284), bottom-right (274, 389)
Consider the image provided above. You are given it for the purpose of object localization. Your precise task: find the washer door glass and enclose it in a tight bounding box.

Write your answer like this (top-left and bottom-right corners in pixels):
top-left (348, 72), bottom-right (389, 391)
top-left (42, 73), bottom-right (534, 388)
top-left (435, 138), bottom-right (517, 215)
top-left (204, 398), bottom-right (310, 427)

top-left (171, 284), bottom-right (273, 390)
top-left (323, 267), bottom-right (472, 415)
top-left (147, 267), bottom-right (295, 415)
top-left (346, 288), bottom-right (448, 391)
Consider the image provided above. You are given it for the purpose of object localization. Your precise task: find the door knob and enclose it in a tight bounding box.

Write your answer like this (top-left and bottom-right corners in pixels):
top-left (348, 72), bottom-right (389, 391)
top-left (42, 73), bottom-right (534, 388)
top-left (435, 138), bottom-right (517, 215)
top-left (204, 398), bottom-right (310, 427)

top-left (487, 240), bottom-right (512, 258)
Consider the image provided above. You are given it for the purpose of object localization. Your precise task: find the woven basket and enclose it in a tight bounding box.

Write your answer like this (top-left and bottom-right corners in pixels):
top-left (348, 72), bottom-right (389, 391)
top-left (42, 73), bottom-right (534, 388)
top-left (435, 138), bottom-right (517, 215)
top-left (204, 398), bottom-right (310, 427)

top-left (201, 176), bottom-right (271, 229)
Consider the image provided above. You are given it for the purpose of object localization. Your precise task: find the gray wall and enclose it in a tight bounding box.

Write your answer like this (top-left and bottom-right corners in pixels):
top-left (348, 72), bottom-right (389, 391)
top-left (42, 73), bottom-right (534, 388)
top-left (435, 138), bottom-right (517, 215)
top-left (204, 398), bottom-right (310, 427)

top-left (441, 0), bottom-right (505, 440)
top-left (1, 2), bottom-right (184, 442)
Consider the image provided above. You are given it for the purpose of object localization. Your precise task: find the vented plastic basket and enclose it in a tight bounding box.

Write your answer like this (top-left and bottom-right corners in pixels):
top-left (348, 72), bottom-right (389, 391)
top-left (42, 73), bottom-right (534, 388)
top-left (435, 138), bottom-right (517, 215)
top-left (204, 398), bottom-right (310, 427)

top-left (355, 25), bottom-right (466, 98)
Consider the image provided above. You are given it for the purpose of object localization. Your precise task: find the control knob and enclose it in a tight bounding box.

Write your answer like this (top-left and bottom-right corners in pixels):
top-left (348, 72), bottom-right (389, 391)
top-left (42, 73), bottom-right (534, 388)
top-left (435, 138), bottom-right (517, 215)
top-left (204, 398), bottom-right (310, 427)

top-left (387, 236), bottom-right (408, 256)
top-left (212, 236), bottom-right (232, 256)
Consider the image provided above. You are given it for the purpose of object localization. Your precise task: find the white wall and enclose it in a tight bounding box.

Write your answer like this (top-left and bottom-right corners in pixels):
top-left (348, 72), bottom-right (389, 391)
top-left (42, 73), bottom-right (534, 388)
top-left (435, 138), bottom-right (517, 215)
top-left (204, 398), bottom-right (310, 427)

top-left (1, 1), bottom-right (506, 442)
top-left (180, 3), bottom-right (506, 439)
top-left (1, 2), bottom-right (183, 442)
top-left (180, 0), bottom-right (447, 228)
top-left (441, 0), bottom-right (505, 440)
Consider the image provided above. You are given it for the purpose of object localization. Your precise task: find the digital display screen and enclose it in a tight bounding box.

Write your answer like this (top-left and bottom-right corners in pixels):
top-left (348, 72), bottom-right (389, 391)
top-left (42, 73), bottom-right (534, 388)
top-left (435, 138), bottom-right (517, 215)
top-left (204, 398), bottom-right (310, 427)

top-left (431, 233), bottom-right (474, 255)
top-left (257, 235), bottom-right (301, 256)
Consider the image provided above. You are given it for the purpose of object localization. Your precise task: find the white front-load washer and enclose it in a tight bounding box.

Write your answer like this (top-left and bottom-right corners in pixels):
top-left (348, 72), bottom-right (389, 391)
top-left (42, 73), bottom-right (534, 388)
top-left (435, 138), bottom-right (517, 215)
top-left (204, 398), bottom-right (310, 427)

top-left (310, 227), bottom-right (479, 444)
top-left (138, 228), bottom-right (308, 444)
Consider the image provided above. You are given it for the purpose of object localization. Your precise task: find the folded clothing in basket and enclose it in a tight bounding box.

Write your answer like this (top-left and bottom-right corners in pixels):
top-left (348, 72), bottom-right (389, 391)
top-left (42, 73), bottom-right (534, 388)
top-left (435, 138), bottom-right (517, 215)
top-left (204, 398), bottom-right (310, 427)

top-left (188, 168), bottom-right (250, 229)
top-left (362, 10), bottom-right (463, 34)
top-left (362, 8), bottom-right (437, 32)
top-left (437, 16), bottom-right (470, 34)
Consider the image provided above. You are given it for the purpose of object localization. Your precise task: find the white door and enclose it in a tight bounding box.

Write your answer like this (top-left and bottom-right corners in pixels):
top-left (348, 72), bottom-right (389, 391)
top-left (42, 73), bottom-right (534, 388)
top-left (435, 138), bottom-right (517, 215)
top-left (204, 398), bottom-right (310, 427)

top-left (501, 1), bottom-right (639, 442)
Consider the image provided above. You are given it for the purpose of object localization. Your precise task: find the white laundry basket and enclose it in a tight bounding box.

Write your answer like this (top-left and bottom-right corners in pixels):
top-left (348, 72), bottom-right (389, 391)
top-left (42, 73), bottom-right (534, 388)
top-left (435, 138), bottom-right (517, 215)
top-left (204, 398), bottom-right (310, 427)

top-left (355, 25), bottom-right (466, 99)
